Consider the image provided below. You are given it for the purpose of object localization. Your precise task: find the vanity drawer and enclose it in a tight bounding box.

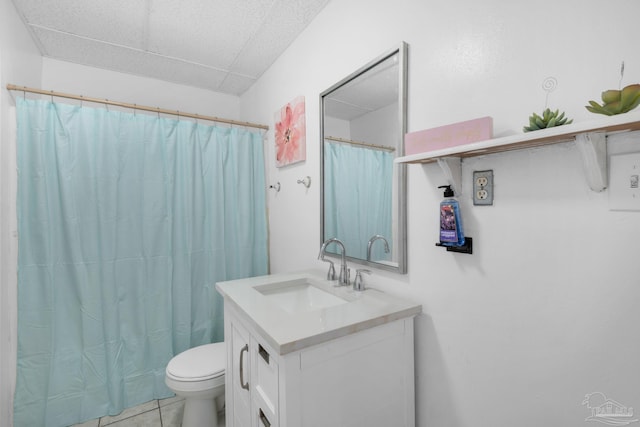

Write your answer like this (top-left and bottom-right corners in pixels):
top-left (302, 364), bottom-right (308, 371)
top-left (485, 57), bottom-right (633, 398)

top-left (251, 336), bottom-right (278, 420)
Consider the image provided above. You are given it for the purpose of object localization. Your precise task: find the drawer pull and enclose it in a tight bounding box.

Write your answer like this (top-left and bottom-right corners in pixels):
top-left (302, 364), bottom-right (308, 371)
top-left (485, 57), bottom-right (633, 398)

top-left (259, 408), bottom-right (271, 427)
top-left (258, 344), bottom-right (270, 364)
top-left (239, 344), bottom-right (249, 390)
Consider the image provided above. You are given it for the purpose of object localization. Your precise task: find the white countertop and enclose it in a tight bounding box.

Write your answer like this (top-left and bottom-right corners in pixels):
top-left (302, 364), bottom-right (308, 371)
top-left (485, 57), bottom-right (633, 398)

top-left (215, 270), bottom-right (422, 355)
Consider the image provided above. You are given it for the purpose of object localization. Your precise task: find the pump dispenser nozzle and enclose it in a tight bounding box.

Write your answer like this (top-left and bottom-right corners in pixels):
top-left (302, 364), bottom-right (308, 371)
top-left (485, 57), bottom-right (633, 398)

top-left (438, 185), bottom-right (454, 197)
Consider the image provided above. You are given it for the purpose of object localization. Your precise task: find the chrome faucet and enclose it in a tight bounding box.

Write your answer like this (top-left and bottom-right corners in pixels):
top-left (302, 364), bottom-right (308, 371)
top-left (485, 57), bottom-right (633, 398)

top-left (366, 234), bottom-right (390, 261)
top-left (318, 238), bottom-right (349, 286)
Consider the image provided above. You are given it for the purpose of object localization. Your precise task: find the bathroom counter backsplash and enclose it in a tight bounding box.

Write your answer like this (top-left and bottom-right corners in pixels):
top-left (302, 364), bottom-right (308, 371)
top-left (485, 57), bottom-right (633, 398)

top-left (215, 270), bottom-right (422, 355)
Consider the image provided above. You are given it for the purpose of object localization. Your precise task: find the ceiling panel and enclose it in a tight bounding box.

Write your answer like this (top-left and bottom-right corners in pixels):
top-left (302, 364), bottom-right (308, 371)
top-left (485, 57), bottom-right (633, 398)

top-left (147, 0), bottom-right (275, 70)
top-left (230, 0), bottom-right (327, 76)
top-left (218, 73), bottom-right (257, 96)
top-left (11, 0), bottom-right (331, 95)
top-left (16, 0), bottom-right (149, 49)
top-left (33, 27), bottom-right (229, 92)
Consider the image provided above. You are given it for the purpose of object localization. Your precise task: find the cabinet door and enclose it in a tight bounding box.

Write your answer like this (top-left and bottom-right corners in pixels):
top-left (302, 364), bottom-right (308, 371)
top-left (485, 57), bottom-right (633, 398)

top-left (230, 320), bottom-right (252, 427)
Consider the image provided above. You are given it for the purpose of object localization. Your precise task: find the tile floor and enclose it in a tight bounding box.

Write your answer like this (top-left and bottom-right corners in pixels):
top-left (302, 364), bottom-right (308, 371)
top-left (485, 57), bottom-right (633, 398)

top-left (69, 396), bottom-right (225, 427)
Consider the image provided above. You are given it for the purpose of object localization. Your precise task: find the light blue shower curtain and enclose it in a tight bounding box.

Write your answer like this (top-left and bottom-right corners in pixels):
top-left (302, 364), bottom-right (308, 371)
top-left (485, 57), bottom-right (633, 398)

top-left (14, 98), bottom-right (268, 427)
top-left (324, 141), bottom-right (393, 261)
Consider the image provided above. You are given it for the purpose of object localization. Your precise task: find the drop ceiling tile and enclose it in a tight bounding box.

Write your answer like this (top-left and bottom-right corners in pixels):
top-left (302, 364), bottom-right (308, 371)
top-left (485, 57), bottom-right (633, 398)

top-left (153, 58), bottom-right (229, 93)
top-left (17, 0), bottom-right (148, 49)
top-left (231, 0), bottom-right (330, 77)
top-left (147, 0), bottom-right (276, 69)
top-left (218, 73), bottom-right (257, 96)
top-left (33, 27), bottom-right (228, 92)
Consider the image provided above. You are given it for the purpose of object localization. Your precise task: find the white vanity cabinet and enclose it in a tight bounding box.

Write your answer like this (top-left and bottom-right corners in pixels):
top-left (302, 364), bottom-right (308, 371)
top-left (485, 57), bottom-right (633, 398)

top-left (218, 272), bottom-right (421, 427)
top-left (226, 305), bottom-right (281, 427)
top-left (223, 304), bottom-right (417, 427)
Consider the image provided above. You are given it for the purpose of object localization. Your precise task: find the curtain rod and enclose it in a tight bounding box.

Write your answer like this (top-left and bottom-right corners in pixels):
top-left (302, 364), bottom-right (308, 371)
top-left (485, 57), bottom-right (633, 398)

top-left (6, 84), bottom-right (269, 131)
top-left (325, 135), bottom-right (395, 152)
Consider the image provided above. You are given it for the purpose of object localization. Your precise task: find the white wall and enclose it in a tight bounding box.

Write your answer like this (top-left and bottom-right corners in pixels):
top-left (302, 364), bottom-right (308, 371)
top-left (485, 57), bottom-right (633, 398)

top-left (0, 1), bottom-right (42, 425)
top-left (242, 0), bottom-right (640, 425)
top-left (41, 58), bottom-right (241, 119)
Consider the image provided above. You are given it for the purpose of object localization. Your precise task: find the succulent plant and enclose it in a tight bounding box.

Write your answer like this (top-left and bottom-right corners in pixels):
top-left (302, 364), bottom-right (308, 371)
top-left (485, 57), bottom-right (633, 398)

top-left (523, 108), bottom-right (573, 132)
top-left (586, 83), bottom-right (640, 115)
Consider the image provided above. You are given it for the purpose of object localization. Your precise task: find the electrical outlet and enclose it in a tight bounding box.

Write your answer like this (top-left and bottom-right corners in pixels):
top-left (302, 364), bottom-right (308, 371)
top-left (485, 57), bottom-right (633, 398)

top-left (473, 170), bottom-right (494, 205)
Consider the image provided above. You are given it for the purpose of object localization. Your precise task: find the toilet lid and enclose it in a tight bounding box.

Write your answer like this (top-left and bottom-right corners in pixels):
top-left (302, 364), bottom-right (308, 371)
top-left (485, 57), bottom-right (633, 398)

top-left (166, 342), bottom-right (226, 381)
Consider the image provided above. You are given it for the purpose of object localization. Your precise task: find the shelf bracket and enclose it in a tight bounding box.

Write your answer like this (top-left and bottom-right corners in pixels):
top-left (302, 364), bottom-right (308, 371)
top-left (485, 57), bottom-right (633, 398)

top-left (435, 237), bottom-right (473, 254)
top-left (436, 157), bottom-right (462, 196)
top-left (575, 132), bottom-right (607, 192)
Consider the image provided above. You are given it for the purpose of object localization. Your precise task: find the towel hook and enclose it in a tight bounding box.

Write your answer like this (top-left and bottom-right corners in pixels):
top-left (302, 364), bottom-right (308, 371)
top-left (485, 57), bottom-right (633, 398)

top-left (297, 176), bottom-right (311, 188)
top-left (269, 182), bottom-right (281, 192)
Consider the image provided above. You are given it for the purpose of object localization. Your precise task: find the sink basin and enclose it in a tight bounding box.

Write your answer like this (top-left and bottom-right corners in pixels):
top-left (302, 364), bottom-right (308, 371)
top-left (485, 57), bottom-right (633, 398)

top-left (255, 278), bottom-right (349, 313)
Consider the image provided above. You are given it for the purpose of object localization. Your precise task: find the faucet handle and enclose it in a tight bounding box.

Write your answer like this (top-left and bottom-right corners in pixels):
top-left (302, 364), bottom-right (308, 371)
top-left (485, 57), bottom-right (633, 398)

top-left (319, 256), bottom-right (336, 281)
top-left (325, 261), bottom-right (336, 281)
top-left (353, 269), bottom-right (372, 291)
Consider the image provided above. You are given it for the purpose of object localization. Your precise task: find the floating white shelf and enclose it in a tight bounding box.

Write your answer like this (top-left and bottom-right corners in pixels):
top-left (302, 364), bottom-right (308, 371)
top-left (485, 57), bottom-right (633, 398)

top-left (395, 111), bottom-right (640, 193)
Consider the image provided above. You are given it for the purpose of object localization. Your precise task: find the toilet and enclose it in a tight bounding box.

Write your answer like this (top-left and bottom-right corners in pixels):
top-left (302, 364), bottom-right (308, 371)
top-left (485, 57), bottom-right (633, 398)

top-left (165, 342), bottom-right (226, 427)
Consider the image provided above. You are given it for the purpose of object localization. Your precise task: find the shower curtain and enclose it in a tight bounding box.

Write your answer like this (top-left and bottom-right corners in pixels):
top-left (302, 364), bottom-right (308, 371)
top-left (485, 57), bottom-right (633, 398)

top-left (13, 98), bottom-right (268, 427)
top-left (324, 141), bottom-right (393, 261)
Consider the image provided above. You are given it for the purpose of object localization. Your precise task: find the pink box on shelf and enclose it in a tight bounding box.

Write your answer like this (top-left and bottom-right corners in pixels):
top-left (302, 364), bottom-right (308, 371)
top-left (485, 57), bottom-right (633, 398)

top-left (405, 116), bottom-right (493, 155)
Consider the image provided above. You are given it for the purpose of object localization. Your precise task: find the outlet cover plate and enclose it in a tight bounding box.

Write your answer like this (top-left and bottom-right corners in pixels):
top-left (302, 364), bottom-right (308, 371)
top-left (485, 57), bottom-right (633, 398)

top-left (473, 170), bottom-right (494, 205)
top-left (609, 152), bottom-right (640, 211)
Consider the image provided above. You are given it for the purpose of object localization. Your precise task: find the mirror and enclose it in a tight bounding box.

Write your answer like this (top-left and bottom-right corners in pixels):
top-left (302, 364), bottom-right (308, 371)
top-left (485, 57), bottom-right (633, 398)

top-left (320, 42), bottom-right (408, 273)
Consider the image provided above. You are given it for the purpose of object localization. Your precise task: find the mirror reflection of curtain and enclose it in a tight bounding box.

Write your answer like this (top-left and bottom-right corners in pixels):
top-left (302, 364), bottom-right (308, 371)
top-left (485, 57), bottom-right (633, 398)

top-left (324, 141), bottom-right (393, 261)
top-left (14, 98), bottom-right (268, 427)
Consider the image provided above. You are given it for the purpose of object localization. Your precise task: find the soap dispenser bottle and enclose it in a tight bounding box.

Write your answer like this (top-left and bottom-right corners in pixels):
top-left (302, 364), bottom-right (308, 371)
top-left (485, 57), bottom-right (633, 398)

top-left (438, 185), bottom-right (465, 247)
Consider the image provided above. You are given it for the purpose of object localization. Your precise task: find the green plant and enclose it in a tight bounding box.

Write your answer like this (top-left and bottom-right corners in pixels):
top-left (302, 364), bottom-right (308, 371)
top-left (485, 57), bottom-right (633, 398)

top-left (523, 108), bottom-right (573, 132)
top-left (585, 84), bottom-right (640, 115)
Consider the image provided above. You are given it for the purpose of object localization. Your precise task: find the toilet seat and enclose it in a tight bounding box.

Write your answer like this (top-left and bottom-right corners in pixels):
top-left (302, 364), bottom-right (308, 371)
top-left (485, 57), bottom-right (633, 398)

top-left (166, 342), bottom-right (226, 382)
top-left (165, 342), bottom-right (227, 427)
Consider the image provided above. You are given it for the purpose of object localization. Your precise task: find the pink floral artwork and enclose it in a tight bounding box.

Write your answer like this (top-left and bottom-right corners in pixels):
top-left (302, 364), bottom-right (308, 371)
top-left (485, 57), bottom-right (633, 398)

top-left (275, 96), bottom-right (306, 167)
